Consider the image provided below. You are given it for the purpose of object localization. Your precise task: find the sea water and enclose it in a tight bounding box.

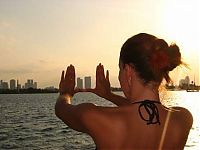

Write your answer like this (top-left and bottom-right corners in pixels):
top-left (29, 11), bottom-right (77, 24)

top-left (0, 91), bottom-right (199, 149)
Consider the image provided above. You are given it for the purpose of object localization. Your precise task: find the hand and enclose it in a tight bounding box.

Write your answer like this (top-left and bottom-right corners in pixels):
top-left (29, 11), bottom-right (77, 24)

top-left (94, 63), bottom-right (111, 98)
top-left (59, 65), bottom-right (76, 96)
top-left (78, 63), bottom-right (112, 99)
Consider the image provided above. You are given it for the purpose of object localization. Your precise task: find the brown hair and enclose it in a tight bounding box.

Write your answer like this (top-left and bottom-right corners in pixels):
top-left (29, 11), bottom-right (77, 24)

top-left (120, 33), bottom-right (182, 84)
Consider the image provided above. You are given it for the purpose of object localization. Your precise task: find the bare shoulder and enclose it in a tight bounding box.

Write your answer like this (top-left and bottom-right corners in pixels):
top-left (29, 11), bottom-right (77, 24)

top-left (170, 106), bottom-right (193, 128)
top-left (79, 104), bottom-right (126, 143)
top-left (79, 104), bottom-right (121, 129)
top-left (163, 106), bottom-right (194, 148)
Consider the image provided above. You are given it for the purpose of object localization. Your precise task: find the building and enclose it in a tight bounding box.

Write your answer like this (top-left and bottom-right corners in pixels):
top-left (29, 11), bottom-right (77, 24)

top-left (10, 79), bottom-right (16, 90)
top-left (77, 77), bottom-right (83, 89)
top-left (185, 76), bottom-right (190, 85)
top-left (17, 84), bottom-right (21, 90)
top-left (45, 86), bottom-right (55, 90)
top-left (179, 79), bottom-right (185, 87)
top-left (33, 82), bottom-right (37, 89)
top-left (17, 80), bottom-right (21, 90)
top-left (25, 79), bottom-right (37, 89)
top-left (0, 80), bottom-right (2, 89)
top-left (179, 76), bottom-right (190, 87)
top-left (2, 82), bottom-right (9, 89)
top-left (84, 76), bottom-right (91, 89)
top-left (28, 79), bottom-right (33, 88)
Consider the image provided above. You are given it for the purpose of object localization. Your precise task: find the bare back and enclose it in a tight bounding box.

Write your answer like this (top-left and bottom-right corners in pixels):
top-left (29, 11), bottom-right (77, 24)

top-left (86, 103), bottom-right (193, 149)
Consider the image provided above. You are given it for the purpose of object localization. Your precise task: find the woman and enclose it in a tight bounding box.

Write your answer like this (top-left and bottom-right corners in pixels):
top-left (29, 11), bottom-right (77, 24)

top-left (55, 33), bottom-right (193, 149)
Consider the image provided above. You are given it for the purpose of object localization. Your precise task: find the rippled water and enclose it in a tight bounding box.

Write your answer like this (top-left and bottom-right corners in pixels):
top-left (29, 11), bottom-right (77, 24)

top-left (0, 91), bottom-right (199, 149)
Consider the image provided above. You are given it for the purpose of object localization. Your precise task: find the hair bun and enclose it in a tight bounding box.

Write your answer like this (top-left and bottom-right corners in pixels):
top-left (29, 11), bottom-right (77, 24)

top-left (166, 44), bottom-right (181, 71)
top-left (153, 39), bottom-right (168, 51)
top-left (149, 39), bottom-right (169, 71)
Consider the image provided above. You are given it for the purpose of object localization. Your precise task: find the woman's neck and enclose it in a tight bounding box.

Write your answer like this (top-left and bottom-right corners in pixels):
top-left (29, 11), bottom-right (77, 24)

top-left (129, 82), bottom-right (160, 103)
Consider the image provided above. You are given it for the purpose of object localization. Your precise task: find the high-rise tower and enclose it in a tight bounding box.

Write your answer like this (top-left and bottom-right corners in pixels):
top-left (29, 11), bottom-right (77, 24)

top-left (84, 76), bottom-right (91, 89)
top-left (77, 77), bottom-right (83, 89)
top-left (10, 79), bottom-right (16, 90)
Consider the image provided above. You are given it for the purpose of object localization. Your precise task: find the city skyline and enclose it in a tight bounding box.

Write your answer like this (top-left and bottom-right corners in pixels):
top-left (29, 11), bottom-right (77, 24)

top-left (0, 0), bottom-right (199, 88)
top-left (1, 75), bottom-right (199, 90)
top-left (0, 79), bottom-right (37, 90)
top-left (0, 76), bottom-right (93, 89)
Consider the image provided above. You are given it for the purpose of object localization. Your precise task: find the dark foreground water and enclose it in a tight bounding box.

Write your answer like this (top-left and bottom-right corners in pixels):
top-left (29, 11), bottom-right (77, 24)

top-left (0, 91), bottom-right (199, 149)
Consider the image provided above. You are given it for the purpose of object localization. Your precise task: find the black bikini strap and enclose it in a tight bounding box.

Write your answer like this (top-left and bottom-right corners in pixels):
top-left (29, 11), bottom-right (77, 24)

top-left (133, 100), bottom-right (161, 125)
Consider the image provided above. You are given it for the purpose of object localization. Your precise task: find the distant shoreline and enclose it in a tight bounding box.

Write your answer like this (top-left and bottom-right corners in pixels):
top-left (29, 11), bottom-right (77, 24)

top-left (0, 87), bottom-right (122, 94)
top-left (0, 86), bottom-right (199, 94)
top-left (0, 88), bottom-right (59, 94)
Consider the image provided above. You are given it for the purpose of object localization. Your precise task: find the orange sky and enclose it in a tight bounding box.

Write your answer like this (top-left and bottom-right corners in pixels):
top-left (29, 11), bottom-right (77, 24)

top-left (0, 0), bottom-right (199, 88)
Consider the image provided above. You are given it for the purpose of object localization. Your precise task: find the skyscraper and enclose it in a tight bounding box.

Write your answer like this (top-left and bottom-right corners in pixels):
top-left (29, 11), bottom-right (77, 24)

top-left (10, 79), bottom-right (16, 90)
top-left (17, 80), bottom-right (21, 90)
top-left (33, 82), bottom-right (37, 89)
top-left (0, 80), bottom-right (2, 89)
top-left (77, 77), bottom-right (83, 89)
top-left (28, 79), bottom-right (33, 88)
top-left (25, 79), bottom-right (34, 89)
top-left (84, 76), bottom-right (91, 89)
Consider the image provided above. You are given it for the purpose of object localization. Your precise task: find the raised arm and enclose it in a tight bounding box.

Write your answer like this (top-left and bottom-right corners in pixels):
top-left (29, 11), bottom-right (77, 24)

top-left (78, 64), bottom-right (131, 106)
top-left (55, 65), bottom-right (97, 133)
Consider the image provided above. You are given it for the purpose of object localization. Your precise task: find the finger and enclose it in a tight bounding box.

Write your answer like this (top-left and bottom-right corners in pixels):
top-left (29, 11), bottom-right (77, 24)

top-left (106, 70), bottom-right (110, 82)
top-left (61, 70), bottom-right (65, 82)
top-left (99, 64), bottom-right (106, 81)
top-left (71, 65), bottom-right (76, 87)
top-left (70, 65), bottom-right (75, 82)
top-left (65, 66), bottom-right (70, 79)
top-left (101, 64), bottom-right (105, 76)
top-left (96, 64), bottom-right (100, 82)
top-left (65, 65), bottom-right (75, 90)
top-left (65, 65), bottom-right (75, 83)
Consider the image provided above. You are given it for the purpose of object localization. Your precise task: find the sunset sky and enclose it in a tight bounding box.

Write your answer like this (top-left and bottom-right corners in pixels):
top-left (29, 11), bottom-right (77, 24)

top-left (0, 0), bottom-right (199, 88)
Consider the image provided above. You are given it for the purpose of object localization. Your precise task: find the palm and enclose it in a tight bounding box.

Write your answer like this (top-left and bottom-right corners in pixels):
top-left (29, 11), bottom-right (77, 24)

top-left (75, 64), bottom-right (111, 99)
top-left (59, 65), bottom-right (76, 96)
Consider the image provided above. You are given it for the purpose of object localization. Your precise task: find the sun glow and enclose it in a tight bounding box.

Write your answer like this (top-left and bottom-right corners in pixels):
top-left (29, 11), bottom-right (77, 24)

top-left (163, 0), bottom-right (199, 54)
top-left (163, 0), bottom-right (199, 84)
